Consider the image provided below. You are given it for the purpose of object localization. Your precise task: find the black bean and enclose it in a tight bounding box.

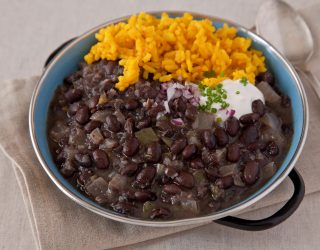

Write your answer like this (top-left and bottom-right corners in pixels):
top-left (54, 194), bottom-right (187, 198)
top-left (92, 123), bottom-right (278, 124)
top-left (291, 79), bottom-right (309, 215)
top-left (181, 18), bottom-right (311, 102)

top-left (156, 119), bottom-right (174, 137)
top-left (182, 144), bottom-right (197, 160)
top-left (150, 207), bottom-right (171, 219)
top-left (243, 160), bottom-right (260, 185)
top-left (112, 201), bottom-right (136, 215)
top-left (74, 153), bottom-right (92, 167)
top-left (75, 106), bottom-right (89, 124)
top-left (252, 99), bottom-right (265, 116)
top-left (258, 71), bottom-right (274, 85)
top-left (135, 167), bottom-right (156, 188)
top-left (136, 117), bottom-right (151, 130)
top-left (202, 130), bottom-right (216, 150)
top-left (105, 114), bottom-right (121, 132)
top-left (174, 171), bottom-right (195, 188)
top-left (64, 88), bottom-right (82, 103)
top-left (123, 137), bottom-right (140, 156)
top-left (124, 98), bottom-right (139, 110)
top-left (134, 190), bottom-right (156, 202)
top-left (170, 138), bottom-right (187, 155)
top-left (84, 120), bottom-right (102, 133)
top-left (225, 117), bottom-right (240, 137)
top-left (264, 141), bottom-right (279, 157)
top-left (215, 175), bottom-right (233, 189)
top-left (163, 184), bottom-right (182, 195)
top-left (239, 113), bottom-right (260, 125)
top-left (190, 158), bottom-right (204, 169)
top-left (164, 167), bottom-right (178, 178)
top-left (214, 127), bottom-right (229, 146)
top-left (145, 142), bottom-right (162, 163)
top-left (60, 160), bottom-right (76, 177)
top-left (119, 162), bottom-right (138, 176)
top-left (205, 167), bottom-right (219, 182)
top-left (87, 95), bottom-right (99, 109)
top-left (185, 104), bottom-right (198, 121)
top-left (227, 143), bottom-right (240, 162)
top-left (240, 125), bottom-right (259, 145)
top-left (92, 149), bottom-right (109, 169)
top-left (172, 98), bottom-right (187, 112)
top-left (124, 117), bottom-right (135, 135)
top-left (145, 87), bottom-right (158, 99)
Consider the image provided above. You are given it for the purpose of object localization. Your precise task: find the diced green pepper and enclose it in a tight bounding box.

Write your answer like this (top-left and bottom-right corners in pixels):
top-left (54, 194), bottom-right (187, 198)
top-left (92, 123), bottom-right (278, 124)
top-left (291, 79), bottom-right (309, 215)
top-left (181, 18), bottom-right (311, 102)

top-left (135, 127), bottom-right (158, 145)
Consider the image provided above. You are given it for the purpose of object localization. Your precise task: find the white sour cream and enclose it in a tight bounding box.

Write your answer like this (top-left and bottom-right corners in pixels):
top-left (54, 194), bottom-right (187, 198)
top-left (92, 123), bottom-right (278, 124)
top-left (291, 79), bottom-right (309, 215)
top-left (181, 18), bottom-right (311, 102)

top-left (199, 79), bottom-right (265, 122)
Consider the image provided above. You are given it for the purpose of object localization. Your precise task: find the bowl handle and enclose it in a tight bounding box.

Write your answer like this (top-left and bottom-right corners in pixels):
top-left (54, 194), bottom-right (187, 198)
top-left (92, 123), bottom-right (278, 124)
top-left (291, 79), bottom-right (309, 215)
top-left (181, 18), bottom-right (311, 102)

top-left (215, 168), bottom-right (305, 231)
top-left (44, 38), bottom-right (77, 69)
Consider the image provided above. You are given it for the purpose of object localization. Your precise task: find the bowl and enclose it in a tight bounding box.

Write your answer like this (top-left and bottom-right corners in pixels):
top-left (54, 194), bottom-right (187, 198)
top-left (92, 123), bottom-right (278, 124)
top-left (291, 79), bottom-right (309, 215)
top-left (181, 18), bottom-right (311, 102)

top-left (29, 11), bottom-right (308, 230)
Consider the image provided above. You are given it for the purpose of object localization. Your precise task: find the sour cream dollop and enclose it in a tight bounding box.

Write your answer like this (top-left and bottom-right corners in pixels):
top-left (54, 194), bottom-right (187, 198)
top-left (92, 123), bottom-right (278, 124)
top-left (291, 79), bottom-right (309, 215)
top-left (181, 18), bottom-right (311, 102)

top-left (199, 79), bottom-right (265, 122)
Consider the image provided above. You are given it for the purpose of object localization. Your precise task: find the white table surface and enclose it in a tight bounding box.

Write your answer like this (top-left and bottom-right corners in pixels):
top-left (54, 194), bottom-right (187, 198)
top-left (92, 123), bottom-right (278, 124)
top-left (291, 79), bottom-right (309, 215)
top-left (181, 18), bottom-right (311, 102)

top-left (1, 0), bottom-right (320, 249)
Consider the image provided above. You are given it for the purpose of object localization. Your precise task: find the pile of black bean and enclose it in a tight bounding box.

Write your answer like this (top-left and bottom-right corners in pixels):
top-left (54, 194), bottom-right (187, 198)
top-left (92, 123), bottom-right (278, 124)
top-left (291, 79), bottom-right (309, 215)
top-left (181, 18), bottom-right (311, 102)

top-left (47, 60), bottom-right (293, 220)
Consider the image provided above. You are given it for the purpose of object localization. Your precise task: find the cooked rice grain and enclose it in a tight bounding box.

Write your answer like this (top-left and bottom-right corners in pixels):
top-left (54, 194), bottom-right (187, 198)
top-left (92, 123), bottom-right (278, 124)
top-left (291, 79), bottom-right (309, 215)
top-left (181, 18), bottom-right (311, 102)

top-left (84, 12), bottom-right (266, 91)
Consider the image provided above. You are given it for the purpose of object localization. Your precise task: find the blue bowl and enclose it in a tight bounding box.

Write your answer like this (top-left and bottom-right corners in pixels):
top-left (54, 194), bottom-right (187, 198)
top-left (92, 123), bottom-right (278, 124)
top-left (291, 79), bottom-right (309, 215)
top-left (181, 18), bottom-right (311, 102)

top-left (29, 12), bottom-right (308, 227)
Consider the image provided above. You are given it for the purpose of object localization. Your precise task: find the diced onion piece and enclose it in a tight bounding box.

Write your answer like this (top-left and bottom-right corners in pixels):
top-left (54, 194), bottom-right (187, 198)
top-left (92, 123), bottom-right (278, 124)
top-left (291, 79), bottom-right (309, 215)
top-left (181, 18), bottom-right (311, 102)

top-left (192, 112), bottom-right (215, 129)
top-left (257, 81), bottom-right (281, 103)
top-left (90, 110), bottom-right (109, 122)
top-left (180, 199), bottom-right (199, 214)
top-left (108, 174), bottom-right (128, 192)
top-left (85, 177), bottom-right (109, 197)
top-left (219, 164), bottom-right (237, 177)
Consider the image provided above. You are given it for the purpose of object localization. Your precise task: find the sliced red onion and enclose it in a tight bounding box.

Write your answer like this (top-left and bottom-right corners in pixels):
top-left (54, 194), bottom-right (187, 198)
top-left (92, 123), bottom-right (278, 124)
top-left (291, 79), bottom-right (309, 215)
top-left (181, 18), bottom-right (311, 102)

top-left (171, 118), bottom-right (184, 126)
top-left (229, 109), bottom-right (236, 117)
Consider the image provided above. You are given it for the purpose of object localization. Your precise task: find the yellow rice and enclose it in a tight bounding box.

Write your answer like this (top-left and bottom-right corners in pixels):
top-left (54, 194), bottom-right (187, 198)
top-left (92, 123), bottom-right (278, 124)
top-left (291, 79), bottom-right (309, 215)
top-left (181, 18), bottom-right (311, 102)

top-left (84, 12), bottom-right (266, 91)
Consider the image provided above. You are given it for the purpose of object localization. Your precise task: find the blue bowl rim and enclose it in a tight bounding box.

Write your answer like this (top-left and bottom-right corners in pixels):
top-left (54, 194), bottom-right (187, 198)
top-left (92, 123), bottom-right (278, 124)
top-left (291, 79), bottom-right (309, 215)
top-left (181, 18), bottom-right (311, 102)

top-left (29, 11), bottom-right (309, 227)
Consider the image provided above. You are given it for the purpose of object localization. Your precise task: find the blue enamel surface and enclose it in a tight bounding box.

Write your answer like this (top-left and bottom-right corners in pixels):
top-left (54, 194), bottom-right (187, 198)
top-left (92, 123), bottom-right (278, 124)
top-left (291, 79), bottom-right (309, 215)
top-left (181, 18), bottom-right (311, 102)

top-left (33, 19), bottom-right (304, 213)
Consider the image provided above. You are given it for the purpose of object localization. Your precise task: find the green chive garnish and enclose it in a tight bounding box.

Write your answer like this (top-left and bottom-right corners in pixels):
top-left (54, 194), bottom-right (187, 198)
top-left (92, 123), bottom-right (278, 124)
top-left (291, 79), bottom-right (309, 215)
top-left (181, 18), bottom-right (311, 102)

top-left (240, 77), bottom-right (248, 86)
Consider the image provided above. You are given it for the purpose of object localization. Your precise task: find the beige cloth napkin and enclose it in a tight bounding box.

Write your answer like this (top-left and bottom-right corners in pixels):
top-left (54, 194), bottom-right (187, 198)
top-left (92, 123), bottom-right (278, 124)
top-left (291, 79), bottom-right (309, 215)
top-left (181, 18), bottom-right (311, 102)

top-left (0, 68), bottom-right (319, 249)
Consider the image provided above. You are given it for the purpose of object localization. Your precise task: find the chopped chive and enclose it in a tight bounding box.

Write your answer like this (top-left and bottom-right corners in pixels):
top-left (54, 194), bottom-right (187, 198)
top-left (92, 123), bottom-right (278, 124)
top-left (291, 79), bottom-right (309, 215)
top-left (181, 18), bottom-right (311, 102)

top-left (220, 71), bottom-right (225, 77)
top-left (203, 70), bottom-right (216, 78)
top-left (216, 117), bottom-right (223, 123)
top-left (236, 91), bottom-right (240, 94)
top-left (240, 77), bottom-right (248, 86)
top-left (211, 108), bottom-right (217, 113)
